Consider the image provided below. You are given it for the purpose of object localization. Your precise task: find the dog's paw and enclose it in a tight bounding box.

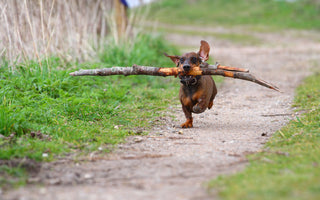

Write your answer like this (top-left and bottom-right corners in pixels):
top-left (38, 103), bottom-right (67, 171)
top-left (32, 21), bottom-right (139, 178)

top-left (181, 120), bottom-right (193, 128)
top-left (193, 104), bottom-right (206, 113)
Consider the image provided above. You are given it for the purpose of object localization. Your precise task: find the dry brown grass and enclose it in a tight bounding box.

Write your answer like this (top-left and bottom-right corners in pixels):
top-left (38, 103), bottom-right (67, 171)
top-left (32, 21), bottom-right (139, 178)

top-left (0, 0), bottom-right (148, 64)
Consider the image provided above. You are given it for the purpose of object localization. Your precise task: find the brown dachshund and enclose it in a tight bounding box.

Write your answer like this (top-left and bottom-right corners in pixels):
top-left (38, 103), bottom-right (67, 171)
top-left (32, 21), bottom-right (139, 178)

top-left (165, 40), bottom-right (217, 128)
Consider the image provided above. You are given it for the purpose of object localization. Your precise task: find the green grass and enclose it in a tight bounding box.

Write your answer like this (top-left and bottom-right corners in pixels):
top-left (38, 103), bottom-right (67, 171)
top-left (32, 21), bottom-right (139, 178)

top-left (149, 0), bottom-right (320, 30)
top-left (0, 34), bottom-right (182, 187)
top-left (209, 72), bottom-right (320, 200)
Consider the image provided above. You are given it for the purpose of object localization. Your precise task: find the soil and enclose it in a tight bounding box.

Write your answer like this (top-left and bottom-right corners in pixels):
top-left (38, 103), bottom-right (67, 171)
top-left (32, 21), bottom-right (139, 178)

top-left (2, 26), bottom-right (320, 200)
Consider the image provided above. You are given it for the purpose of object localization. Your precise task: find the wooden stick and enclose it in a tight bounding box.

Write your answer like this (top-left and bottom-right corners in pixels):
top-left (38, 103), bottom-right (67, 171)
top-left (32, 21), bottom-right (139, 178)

top-left (201, 63), bottom-right (249, 72)
top-left (69, 63), bottom-right (247, 77)
top-left (217, 65), bottom-right (249, 72)
top-left (69, 64), bottom-right (180, 77)
top-left (69, 64), bottom-right (280, 92)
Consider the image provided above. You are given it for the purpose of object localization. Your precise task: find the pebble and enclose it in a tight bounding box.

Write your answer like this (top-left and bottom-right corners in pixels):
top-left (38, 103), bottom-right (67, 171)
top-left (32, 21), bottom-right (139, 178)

top-left (27, 177), bottom-right (40, 183)
top-left (39, 187), bottom-right (47, 194)
top-left (48, 178), bottom-right (61, 185)
top-left (84, 173), bottom-right (93, 179)
top-left (133, 136), bottom-right (143, 143)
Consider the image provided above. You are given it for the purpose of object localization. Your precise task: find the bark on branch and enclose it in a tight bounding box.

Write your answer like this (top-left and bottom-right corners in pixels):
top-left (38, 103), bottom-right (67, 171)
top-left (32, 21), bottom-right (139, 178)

top-left (69, 63), bottom-right (280, 92)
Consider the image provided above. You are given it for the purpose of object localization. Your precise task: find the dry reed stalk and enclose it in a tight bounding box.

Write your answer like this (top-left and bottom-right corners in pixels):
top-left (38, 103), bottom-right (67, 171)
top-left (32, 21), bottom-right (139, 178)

top-left (0, 0), bottom-right (149, 66)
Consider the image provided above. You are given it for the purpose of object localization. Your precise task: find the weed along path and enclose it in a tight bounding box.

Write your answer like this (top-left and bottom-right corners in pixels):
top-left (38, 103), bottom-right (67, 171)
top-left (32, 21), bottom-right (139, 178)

top-left (4, 27), bottom-right (320, 200)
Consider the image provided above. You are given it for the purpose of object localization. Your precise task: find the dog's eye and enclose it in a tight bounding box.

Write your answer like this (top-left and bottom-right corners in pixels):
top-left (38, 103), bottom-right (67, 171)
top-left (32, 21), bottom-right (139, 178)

top-left (190, 57), bottom-right (198, 64)
top-left (180, 58), bottom-right (185, 63)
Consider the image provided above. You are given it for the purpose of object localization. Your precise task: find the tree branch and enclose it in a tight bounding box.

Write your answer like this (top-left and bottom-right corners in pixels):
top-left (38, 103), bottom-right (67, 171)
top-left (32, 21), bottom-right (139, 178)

top-left (69, 63), bottom-right (280, 92)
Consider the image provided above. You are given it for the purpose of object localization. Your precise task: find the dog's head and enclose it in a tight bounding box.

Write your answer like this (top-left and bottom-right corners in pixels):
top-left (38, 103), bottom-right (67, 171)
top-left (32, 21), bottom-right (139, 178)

top-left (164, 40), bottom-right (210, 74)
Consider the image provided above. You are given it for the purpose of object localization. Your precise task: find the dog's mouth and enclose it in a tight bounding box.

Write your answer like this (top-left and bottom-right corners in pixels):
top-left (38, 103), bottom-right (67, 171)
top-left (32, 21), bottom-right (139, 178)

top-left (179, 75), bottom-right (199, 86)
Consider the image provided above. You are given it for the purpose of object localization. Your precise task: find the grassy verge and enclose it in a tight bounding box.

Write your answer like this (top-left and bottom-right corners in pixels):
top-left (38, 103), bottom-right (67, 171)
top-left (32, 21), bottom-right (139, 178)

top-left (0, 34), bottom-right (181, 188)
top-left (149, 0), bottom-right (320, 30)
top-left (209, 72), bottom-right (320, 199)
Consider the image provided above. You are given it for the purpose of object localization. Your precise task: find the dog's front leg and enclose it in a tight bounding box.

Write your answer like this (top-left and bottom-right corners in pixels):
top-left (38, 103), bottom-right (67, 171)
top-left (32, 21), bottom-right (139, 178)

top-left (181, 105), bottom-right (193, 128)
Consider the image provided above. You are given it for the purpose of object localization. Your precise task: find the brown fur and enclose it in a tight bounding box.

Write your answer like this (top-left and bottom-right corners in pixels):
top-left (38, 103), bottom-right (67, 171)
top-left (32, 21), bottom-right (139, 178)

top-left (165, 40), bottom-right (217, 128)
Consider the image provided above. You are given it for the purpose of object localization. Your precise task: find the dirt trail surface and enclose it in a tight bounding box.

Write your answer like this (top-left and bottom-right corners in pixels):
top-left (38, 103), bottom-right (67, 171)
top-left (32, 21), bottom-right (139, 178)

top-left (3, 26), bottom-right (320, 200)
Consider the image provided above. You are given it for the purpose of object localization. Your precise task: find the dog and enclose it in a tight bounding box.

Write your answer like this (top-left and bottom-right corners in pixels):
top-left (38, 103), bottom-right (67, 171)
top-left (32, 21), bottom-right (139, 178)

top-left (165, 40), bottom-right (217, 128)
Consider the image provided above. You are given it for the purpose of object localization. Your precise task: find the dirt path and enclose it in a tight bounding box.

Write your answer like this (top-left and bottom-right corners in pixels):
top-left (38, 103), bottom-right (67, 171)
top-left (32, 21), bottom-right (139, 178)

top-left (3, 26), bottom-right (320, 200)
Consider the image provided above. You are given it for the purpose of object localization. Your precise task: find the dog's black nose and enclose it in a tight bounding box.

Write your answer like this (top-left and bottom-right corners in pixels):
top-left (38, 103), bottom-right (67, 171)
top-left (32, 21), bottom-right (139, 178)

top-left (183, 65), bottom-right (190, 71)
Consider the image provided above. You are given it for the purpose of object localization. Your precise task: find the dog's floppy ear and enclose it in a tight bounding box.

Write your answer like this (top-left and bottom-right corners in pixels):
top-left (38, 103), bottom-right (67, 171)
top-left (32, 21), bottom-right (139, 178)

top-left (164, 53), bottom-right (180, 66)
top-left (198, 40), bottom-right (210, 61)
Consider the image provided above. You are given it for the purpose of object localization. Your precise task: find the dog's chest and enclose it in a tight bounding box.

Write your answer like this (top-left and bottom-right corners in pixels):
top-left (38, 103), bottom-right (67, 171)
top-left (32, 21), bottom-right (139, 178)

top-left (180, 84), bottom-right (200, 106)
